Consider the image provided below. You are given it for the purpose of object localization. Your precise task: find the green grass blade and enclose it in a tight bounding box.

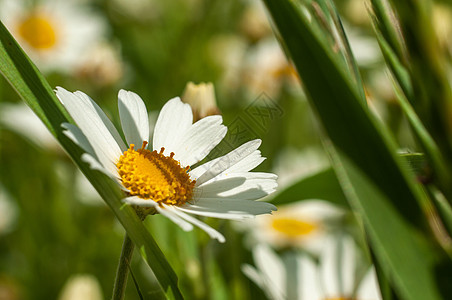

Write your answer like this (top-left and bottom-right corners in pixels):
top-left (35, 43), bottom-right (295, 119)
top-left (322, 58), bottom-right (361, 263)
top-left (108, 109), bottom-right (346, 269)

top-left (0, 20), bottom-right (183, 299)
top-left (326, 143), bottom-right (445, 300)
top-left (262, 0), bottom-right (425, 225)
top-left (262, 0), bottom-right (449, 298)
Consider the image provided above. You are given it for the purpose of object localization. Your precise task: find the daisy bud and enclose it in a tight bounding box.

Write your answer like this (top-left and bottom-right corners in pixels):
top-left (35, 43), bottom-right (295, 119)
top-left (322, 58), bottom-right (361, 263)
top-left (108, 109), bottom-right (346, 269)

top-left (181, 82), bottom-right (221, 121)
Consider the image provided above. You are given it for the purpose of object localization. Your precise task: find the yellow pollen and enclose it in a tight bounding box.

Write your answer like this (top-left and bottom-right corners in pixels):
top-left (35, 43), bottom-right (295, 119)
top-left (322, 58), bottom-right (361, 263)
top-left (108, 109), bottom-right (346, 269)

top-left (116, 141), bottom-right (196, 206)
top-left (18, 13), bottom-right (57, 50)
top-left (271, 217), bottom-right (317, 237)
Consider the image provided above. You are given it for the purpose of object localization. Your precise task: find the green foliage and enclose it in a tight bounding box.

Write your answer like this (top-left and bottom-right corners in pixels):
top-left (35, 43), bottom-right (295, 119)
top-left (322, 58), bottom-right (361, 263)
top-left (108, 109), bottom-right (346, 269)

top-left (263, 0), bottom-right (452, 299)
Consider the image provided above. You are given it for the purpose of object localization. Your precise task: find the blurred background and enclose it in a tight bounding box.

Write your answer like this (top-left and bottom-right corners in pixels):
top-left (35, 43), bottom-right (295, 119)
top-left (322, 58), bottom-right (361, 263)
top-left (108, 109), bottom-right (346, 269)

top-left (1, 0), bottom-right (449, 299)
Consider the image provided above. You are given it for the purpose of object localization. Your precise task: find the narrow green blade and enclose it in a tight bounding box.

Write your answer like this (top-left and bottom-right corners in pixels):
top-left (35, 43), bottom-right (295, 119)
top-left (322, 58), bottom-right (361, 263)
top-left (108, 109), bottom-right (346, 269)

top-left (0, 20), bottom-right (182, 299)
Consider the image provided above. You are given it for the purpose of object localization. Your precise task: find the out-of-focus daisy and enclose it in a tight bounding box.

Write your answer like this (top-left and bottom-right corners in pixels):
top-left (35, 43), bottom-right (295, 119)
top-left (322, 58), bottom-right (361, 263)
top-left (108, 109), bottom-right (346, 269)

top-left (243, 236), bottom-right (382, 300)
top-left (273, 147), bottom-right (329, 188)
top-left (58, 274), bottom-right (103, 300)
top-left (0, 103), bottom-right (104, 206)
top-left (208, 34), bottom-right (248, 96)
top-left (242, 37), bottom-right (300, 98)
top-left (111, 0), bottom-right (160, 21)
top-left (344, 24), bottom-right (382, 67)
top-left (181, 82), bottom-right (221, 122)
top-left (75, 42), bottom-right (124, 87)
top-left (0, 103), bottom-right (60, 151)
top-left (56, 87), bottom-right (277, 242)
top-left (0, 0), bottom-right (106, 73)
top-left (239, 0), bottom-right (272, 42)
top-left (243, 200), bottom-right (345, 252)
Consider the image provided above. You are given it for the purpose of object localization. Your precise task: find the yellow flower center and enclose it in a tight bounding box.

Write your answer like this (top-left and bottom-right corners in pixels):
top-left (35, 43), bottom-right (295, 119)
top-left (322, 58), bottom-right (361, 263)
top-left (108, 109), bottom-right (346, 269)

top-left (18, 13), bottom-right (57, 50)
top-left (271, 217), bottom-right (317, 237)
top-left (116, 142), bottom-right (196, 206)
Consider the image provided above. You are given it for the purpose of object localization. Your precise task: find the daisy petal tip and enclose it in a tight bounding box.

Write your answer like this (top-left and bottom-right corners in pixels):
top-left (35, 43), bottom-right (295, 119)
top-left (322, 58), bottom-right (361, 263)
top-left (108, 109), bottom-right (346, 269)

top-left (118, 89), bottom-right (127, 97)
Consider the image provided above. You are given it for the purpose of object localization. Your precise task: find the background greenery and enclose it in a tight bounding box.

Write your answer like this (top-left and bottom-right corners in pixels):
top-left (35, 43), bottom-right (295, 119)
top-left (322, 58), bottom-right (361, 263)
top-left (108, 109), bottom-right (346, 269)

top-left (1, 0), bottom-right (452, 299)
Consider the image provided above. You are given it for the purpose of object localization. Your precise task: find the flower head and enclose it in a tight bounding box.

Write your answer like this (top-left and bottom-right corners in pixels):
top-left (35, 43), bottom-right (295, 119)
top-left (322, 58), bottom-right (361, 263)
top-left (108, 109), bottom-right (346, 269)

top-left (56, 87), bottom-right (277, 242)
top-left (241, 200), bottom-right (345, 252)
top-left (243, 235), bottom-right (382, 300)
top-left (0, 0), bottom-right (106, 73)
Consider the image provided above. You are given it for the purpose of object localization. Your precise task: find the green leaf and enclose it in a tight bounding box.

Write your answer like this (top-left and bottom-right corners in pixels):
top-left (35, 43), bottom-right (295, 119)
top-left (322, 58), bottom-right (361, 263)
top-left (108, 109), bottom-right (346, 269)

top-left (271, 168), bottom-right (349, 208)
top-left (262, 0), bottom-right (425, 225)
top-left (326, 144), bottom-right (444, 300)
top-left (0, 21), bottom-right (183, 299)
top-left (262, 0), bottom-right (449, 299)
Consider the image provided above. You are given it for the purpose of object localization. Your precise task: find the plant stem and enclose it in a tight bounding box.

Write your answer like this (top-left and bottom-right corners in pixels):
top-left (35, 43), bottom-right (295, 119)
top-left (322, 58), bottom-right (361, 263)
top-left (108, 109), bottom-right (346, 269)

top-left (112, 233), bottom-right (135, 300)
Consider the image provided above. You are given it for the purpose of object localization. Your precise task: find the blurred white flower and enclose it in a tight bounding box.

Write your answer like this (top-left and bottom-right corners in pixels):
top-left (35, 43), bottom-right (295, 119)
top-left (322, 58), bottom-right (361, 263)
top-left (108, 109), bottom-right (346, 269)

top-left (242, 37), bottom-right (299, 98)
top-left (432, 4), bottom-right (452, 54)
top-left (344, 0), bottom-right (372, 26)
top-left (243, 200), bottom-right (345, 253)
top-left (273, 147), bottom-right (329, 188)
top-left (239, 0), bottom-right (272, 41)
top-left (0, 102), bottom-right (104, 206)
top-left (76, 42), bottom-right (124, 87)
top-left (208, 34), bottom-right (248, 95)
top-left (344, 24), bottom-right (382, 67)
top-left (58, 274), bottom-right (103, 300)
top-left (111, 0), bottom-right (160, 21)
top-left (0, 185), bottom-right (19, 235)
top-left (0, 103), bottom-right (60, 151)
top-left (243, 235), bottom-right (382, 300)
top-left (0, 0), bottom-right (106, 73)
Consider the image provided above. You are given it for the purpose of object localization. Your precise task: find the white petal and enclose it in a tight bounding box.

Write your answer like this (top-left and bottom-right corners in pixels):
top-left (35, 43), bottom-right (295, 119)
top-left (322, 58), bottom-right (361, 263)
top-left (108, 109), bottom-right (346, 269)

top-left (73, 90), bottom-right (127, 151)
top-left (62, 122), bottom-right (95, 156)
top-left (171, 207), bottom-right (225, 242)
top-left (223, 150), bottom-right (265, 173)
top-left (321, 235), bottom-right (356, 298)
top-left (281, 200), bottom-right (345, 222)
top-left (56, 87), bottom-right (125, 171)
top-left (197, 172), bottom-right (277, 200)
top-left (153, 97), bottom-right (192, 155)
top-left (340, 235), bottom-right (357, 296)
top-left (178, 198), bottom-right (276, 219)
top-left (356, 268), bottom-right (382, 300)
top-left (81, 153), bottom-right (119, 181)
top-left (254, 244), bottom-right (286, 300)
top-left (321, 236), bottom-right (340, 297)
top-left (156, 204), bottom-right (193, 231)
top-left (118, 90), bottom-right (149, 147)
top-left (192, 139), bottom-right (263, 185)
top-left (298, 255), bottom-right (322, 300)
top-left (173, 115), bottom-right (227, 166)
top-left (241, 264), bottom-right (265, 290)
top-left (123, 196), bottom-right (158, 207)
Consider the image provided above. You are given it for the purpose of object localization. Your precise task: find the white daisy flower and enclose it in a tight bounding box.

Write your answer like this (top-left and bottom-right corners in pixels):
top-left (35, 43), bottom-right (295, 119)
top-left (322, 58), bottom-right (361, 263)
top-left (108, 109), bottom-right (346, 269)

top-left (243, 37), bottom-right (300, 98)
top-left (55, 87), bottom-right (278, 243)
top-left (0, 0), bottom-right (106, 73)
top-left (242, 200), bottom-right (345, 253)
top-left (243, 236), bottom-right (382, 300)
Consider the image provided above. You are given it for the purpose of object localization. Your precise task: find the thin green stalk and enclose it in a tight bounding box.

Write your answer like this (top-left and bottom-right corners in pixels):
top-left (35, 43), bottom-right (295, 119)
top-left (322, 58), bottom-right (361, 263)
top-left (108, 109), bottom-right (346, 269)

top-left (112, 233), bottom-right (135, 300)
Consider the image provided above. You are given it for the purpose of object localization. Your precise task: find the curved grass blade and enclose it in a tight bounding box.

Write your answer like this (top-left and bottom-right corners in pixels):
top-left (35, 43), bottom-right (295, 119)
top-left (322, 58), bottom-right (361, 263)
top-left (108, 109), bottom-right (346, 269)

top-left (0, 20), bottom-right (183, 299)
top-left (262, 0), bottom-right (448, 298)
